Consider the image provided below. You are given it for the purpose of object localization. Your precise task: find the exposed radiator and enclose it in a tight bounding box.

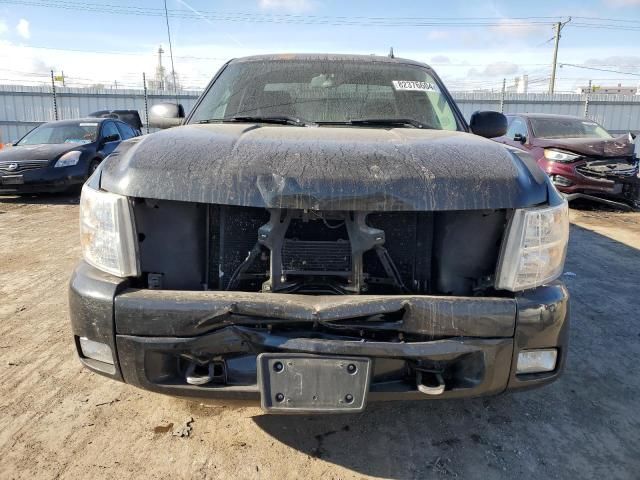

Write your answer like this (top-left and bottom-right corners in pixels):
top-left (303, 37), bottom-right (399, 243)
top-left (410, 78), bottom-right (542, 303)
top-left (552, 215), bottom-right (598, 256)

top-left (282, 239), bottom-right (351, 274)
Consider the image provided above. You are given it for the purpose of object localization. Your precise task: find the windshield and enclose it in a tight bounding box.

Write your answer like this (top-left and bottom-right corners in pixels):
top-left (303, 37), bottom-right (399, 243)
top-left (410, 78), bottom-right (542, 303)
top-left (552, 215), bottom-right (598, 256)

top-left (190, 60), bottom-right (460, 130)
top-left (17, 122), bottom-right (99, 146)
top-left (530, 117), bottom-right (612, 139)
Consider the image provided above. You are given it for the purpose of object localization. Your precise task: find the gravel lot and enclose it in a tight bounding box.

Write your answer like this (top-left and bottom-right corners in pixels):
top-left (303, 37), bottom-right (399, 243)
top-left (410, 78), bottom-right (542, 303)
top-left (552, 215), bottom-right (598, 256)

top-left (1, 194), bottom-right (638, 480)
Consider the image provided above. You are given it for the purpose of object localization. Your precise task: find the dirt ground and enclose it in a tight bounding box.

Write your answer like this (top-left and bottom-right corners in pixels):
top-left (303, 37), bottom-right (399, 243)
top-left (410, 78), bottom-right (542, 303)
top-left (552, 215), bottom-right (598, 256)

top-left (0, 194), bottom-right (639, 480)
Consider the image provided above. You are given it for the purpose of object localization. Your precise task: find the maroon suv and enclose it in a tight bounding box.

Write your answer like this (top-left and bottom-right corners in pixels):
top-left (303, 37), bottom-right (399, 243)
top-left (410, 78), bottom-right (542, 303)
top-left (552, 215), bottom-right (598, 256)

top-left (494, 113), bottom-right (639, 208)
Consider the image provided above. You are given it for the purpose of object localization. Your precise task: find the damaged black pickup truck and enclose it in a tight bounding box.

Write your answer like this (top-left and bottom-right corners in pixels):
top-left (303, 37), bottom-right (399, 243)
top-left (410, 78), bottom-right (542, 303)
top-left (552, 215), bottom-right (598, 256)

top-left (69, 54), bottom-right (570, 413)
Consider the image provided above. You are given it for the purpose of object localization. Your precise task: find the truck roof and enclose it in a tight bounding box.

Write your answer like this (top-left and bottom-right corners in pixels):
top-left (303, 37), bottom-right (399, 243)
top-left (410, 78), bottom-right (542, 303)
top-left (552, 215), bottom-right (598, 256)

top-left (230, 53), bottom-right (433, 70)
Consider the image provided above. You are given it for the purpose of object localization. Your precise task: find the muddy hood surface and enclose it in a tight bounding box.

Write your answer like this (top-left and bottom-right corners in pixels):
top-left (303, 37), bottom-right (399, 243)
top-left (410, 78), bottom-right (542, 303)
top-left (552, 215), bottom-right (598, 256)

top-left (101, 124), bottom-right (548, 211)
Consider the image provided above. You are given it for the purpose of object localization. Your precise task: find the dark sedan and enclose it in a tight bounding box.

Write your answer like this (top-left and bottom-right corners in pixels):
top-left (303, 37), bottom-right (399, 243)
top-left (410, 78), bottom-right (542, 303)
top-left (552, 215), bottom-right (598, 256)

top-left (0, 118), bottom-right (139, 195)
top-left (494, 113), bottom-right (639, 208)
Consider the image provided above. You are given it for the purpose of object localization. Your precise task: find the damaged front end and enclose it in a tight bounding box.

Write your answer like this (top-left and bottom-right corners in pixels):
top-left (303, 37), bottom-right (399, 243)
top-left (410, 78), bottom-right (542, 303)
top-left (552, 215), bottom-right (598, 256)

top-left (542, 137), bottom-right (640, 210)
top-left (71, 258), bottom-right (569, 411)
top-left (567, 157), bottom-right (640, 209)
top-left (68, 56), bottom-right (570, 411)
top-left (70, 180), bottom-right (570, 412)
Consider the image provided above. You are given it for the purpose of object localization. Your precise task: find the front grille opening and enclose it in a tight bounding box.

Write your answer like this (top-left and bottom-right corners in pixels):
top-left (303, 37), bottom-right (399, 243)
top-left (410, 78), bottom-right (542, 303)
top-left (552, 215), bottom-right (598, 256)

top-left (134, 200), bottom-right (507, 296)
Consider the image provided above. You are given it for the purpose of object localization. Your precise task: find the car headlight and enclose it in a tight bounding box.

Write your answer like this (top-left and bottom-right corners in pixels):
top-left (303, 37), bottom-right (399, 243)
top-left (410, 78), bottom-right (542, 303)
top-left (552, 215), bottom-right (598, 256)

top-left (543, 149), bottom-right (581, 163)
top-left (496, 201), bottom-right (569, 291)
top-left (55, 150), bottom-right (82, 167)
top-left (80, 184), bottom-right (139, 277)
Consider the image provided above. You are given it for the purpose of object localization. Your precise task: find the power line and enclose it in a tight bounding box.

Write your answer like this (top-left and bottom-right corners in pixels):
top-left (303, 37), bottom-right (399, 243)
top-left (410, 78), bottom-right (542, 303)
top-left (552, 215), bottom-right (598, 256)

top-left (559, 63), bottom-right (640, 77)
top-left (569, 23), bottom-right (640, 32)
top-left (0, 43), bottom-right (228, 60)
top-left (163, 0), bottom-right (179, 102)
top-left (0, 0), bottom-right (560, 26)
top-left (7, 0), bottom-right (638, 24)
top-left (571, 15), bottom-right (640, 23)
top-left (5, 0), bottom-right (640, 34)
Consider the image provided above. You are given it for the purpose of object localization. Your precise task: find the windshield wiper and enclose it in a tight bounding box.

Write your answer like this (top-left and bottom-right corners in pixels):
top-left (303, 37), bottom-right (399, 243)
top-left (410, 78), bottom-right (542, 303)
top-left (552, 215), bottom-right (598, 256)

top-left (196, 115), bottom-right (315, 127)
top-left (346, 118), bottom-right (431, 129)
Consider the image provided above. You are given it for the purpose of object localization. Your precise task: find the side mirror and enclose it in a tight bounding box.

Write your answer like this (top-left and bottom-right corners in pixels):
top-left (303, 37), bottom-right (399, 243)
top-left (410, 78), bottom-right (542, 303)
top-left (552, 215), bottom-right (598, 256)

top-left (513, 133), bottom-right (526, 144)
top-left (149, 103), bottom-right (185, 129)
top-left (469, 111), bottom-right (508, 138)
top-left (102, 134), bottom-right (120, 144)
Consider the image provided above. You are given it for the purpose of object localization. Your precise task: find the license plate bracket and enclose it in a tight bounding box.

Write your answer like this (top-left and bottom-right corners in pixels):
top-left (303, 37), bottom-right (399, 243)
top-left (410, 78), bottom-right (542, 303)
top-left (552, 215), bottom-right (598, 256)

top-left (1, 175), bottom-right (24, 185)
top-left (258, 354), bottom-right (371, 413)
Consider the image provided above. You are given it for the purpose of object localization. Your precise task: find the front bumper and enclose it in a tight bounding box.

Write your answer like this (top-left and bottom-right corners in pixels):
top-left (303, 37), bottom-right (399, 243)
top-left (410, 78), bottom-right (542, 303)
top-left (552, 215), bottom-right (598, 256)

top-left (0, 165), bottom-right (87, 194)
top-left (69, 261), bottom-right (570, 406)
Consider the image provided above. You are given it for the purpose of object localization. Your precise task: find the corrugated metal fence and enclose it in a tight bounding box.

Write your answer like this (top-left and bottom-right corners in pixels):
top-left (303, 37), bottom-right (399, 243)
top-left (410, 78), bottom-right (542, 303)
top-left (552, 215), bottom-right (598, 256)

top-left (2, 84), bottom-right (640, 142)
top-left (0, 85), bottom-right (202, 142)
top-left (454, 92), bottom-right (640, 135)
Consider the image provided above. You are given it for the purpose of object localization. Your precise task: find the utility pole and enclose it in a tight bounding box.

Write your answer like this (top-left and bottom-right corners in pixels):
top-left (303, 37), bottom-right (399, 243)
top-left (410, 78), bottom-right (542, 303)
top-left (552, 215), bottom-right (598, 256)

top-left (584, 80), bottom-right (592, 118)
top-left (142, 72), bottom-right (150, 134)
top-left (549, 22), bottom-right (561, 94)
top-left (549, 18), bottom-right (571, 94)
top-left (50, 70), bottom-right (59, 121)
top-left (500, 78), bottom-right (506, 113)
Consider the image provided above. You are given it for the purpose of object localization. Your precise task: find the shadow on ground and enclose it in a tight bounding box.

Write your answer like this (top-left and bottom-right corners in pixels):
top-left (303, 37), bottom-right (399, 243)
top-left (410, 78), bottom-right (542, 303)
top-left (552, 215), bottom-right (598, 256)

top-left (252, 224), bottom-right (640, 479)
top-left (569, 197), bottom-right (638, 213)
top-left (0, 192), bottom-right (79, 205)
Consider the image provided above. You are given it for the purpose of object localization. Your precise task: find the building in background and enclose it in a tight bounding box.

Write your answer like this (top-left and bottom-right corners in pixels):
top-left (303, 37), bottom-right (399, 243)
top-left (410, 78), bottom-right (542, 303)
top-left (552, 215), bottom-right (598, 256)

top-left (575, 83), bottom-right (638, 95)
top-left (506, 75), bottom-right (529, 94)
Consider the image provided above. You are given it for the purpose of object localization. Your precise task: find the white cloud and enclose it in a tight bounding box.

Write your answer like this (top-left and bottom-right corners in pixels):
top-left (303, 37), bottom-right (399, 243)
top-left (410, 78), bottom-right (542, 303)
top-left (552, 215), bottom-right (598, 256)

top-left (584, 55), bottom-right (640, 72)
top-left (258, 0), bottom-right (315, 13)
top-left (603, 0), bottom-right (640, 5)
top-left (0, 19), bottom-right (8, 36)
top-left (491, 18), bottom-right (548, 38)
top-left (430, 55), bottom-right (451, 64)
top-left (16, 19), bottom-right (30, 39)
top-left (468, 61), bottom-right (520, 77)
top-left (427, 30), bottom-right (450, 41)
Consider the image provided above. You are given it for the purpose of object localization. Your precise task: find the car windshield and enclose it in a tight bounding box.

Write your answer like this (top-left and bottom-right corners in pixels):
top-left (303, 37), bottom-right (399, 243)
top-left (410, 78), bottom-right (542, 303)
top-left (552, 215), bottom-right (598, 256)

top-left (530, 117), bottom-right (612, 139)
top-left (17, 122), bottom-right (99, 145)
top-left (190, 59), bottom-right (460, 130)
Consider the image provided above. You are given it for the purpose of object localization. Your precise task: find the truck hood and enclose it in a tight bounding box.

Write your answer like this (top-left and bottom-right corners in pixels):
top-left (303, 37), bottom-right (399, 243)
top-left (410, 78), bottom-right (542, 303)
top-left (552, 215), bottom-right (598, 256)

top-left (0, 143), bottom-right (81, 163)
top-left (531, 134), bottom-right (635, 158)
top-left (101, 124), bottom-right (548, 211)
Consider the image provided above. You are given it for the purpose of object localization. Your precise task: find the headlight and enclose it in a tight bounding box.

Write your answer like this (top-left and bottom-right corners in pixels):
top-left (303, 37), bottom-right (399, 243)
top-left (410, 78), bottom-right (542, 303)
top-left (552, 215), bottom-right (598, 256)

top-left (55, 150), bottom-right (82, 167)
top-left (80, 184), bottom-right (139, 277)
top-left (543, 149), bottom-right (581, 163)
top-left (496, 201), bottom-right (569, 291)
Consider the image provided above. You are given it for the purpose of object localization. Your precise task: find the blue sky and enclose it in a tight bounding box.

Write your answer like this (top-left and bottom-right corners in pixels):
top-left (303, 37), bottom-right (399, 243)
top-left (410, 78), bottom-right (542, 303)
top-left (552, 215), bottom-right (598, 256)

top-left (0, 0), bottom-right (639, 91)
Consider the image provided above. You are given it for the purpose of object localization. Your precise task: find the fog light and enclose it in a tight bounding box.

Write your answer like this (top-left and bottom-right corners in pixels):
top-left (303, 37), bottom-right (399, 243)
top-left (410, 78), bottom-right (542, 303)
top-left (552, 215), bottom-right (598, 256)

top-left (551, 175), bottom-right (573, 187)
top-left (516, 349), bottom-right (557, 374)
top-left (79, 337), bottom-right (114, 365)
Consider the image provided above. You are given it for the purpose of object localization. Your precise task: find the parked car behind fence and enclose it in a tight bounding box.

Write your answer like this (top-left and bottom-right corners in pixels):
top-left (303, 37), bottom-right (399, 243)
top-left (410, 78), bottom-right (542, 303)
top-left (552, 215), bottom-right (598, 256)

top-left (493, 113), bottom-right (639, 209)
top-left (0, 117), bottom-right (140, 195)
